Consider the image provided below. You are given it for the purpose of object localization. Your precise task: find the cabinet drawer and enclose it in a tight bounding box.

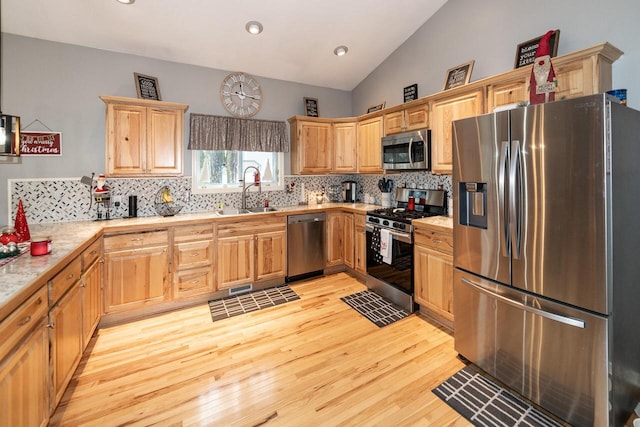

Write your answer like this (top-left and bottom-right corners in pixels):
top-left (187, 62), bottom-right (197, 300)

top-left (0, 286), bottom-right (48, 360)
top-left (414, 227), bottom-right (453, 255)
top-left (175, 240), bottom-right (213, 270)
top-left (217, 217), bottom-right (286, 238)
top-left (49, 256), bottom-right (82, 305)
top-left (82, 238), bottom-right (102, 270)
top-left (173, 266), bottom-right (215, 298)
top-left (174, 223), bottom-right (214, 242)
top-left (355, 214), bottom-right (366, 227)
top-left (104, 230), bottom-right (168, 251)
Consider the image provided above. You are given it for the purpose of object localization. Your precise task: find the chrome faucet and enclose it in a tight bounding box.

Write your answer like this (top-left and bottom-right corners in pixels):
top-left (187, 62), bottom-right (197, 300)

top-left (241, 166), bottom-right (261, 210)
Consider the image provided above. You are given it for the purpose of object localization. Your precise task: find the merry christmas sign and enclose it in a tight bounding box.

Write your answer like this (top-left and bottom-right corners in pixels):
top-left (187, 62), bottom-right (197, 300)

top-left (20, 131), bottom-right (62, 156)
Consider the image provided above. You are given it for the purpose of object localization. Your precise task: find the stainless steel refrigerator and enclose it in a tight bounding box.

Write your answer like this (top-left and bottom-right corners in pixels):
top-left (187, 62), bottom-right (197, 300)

top-left (452, 94), bottom-right (640, 427)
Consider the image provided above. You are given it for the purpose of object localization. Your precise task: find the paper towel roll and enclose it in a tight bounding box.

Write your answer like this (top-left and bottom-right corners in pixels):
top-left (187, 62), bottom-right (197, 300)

top-left (299, 182), bottom-right (306, 204)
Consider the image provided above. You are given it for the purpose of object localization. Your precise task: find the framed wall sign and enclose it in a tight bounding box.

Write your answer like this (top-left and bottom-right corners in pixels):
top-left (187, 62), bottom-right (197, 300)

top-left (366, 102), bottom-right (386, 114)
top-left (443, 61), bottom-right (474, 91)
top-left (20, 131), bottom-right (62, 156)
top-left (304, 97), bottom-right (319, 117)
top-left (514, 30), bottom-right (560, 69)
top-left (403, 84), bottom-right (418, 102)
top-left (134, 72), bottom-right (162, 100)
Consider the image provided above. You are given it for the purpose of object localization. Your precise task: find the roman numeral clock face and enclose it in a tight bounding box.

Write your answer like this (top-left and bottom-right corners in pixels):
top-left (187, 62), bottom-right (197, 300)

top-left (220, 72), bottom-right (263, 118)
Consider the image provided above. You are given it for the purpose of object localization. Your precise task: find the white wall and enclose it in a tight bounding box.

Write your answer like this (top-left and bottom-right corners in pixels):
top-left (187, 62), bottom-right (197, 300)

top-left (352, 0), bottom-right (640, 113)
top-left (0, 34), bottom-right (352, 225)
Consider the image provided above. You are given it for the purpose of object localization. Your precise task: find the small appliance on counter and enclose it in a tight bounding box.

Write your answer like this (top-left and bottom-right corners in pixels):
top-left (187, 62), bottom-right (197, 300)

top-left (342, 181), bottom-right (358, 203)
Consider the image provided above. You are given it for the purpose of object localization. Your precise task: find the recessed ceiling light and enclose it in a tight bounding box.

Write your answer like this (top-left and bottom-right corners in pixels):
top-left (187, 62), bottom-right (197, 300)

top-left (334, 46), bottom-right (348, 57)
top-left (116, 0), bottom-right (135, 3)
top-left (245, 21), bottom-right (264, 35)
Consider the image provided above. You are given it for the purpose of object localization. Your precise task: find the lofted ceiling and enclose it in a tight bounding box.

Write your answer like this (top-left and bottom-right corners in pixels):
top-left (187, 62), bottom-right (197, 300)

top-left (2, 0), bottom-right (448, 91)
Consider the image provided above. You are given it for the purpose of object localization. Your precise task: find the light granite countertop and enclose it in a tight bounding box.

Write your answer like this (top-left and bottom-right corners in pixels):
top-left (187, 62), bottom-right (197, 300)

top-left (412, 215), bottom-right (453, 232)
top-left (0, 203), bottom-right (378, 321)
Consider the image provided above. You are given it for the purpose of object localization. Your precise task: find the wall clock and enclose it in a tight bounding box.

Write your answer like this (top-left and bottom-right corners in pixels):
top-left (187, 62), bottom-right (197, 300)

top-left (220, 72), bottom-right (263, 118)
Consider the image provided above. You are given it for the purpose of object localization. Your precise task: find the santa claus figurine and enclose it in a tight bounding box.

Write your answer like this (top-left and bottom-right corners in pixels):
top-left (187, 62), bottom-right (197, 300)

top-left (529, 30), bottom-right (557, 104)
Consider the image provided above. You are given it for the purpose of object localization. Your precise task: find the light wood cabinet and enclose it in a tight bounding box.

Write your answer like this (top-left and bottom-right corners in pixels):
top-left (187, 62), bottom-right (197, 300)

top-left (384, 103), bottom-right (429, 135)
top-left (0, 311), bottom-right (49, 427)
top-left (81, 254), bottom-right (102, 349)
top-left (414, 224), bottom-right (454, 328)
top-left (326, 212), bottom-right (354, 268)
top-left (354, 214), bottom-right (367, 274)
top-left (103, 230), bottom-right (170, 313)
top-left (332, 121), bottom-right (357, 173)
top-left (100, 95), bottom-right (188, 177)
top-left (173, 223), bottom-right (215, 299)
top-left (487, 78), bottom-right (529, 111)
top-left (429, 89), bottom-right (484, 174)
top-left (216, 217), bottom-right (287, 290)
top-left (357, 116), bottom-right (384, 173)
top-left (289, 118), bottom-right (333, 174)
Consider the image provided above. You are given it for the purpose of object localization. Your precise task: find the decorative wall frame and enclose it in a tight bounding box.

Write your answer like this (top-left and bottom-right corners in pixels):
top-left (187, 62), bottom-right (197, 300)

top-left (304, 97), bottom-right (319, 117)
top-left (443, 61), bottom-right (475, 91)
top-left (366, 102), bottom-right (386, 114)
top-left (404, 84), bottom-right (418, 102)
top-left (134, 72), bottom-right (162, 100)
top-left (514, 30), bottom-right (560, 69)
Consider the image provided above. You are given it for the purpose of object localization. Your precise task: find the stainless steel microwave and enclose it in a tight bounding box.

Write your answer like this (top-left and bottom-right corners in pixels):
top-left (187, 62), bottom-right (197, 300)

top-left (381, 128), bottom-right (430, 171)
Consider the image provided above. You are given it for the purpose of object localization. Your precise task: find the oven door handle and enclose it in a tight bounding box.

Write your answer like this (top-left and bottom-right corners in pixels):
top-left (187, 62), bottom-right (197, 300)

top-left (365, 224), bottom-right (412, 244)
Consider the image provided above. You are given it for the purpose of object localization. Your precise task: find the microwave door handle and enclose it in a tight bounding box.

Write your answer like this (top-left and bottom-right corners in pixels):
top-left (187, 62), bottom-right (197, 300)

top-left (408, 137), bottom-right (414, 167)
top-left (498, 140), bottom-right (509, 257)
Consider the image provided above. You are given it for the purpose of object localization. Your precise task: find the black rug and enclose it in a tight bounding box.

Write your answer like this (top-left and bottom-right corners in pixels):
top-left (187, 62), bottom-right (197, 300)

top-left (208, 285), bottom-right (299, 322)
top-left (341, 290), bottom-right (410, 327)
top-left (433, 365), bottom-right (565, 427)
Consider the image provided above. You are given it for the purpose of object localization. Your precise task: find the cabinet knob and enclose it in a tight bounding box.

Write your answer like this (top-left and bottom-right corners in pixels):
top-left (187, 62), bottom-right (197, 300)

top-left (46, 322), bottom-right (55, 329)
top-left (432, 239), bottom-right (442, 244)
top-left (66, 273), bottom-right (75, 280)
top-left (18, 315), bottom-right (32, 327)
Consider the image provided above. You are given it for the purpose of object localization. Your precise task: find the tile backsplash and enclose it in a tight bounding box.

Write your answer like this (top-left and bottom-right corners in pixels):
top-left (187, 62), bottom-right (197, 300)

top-left (9, 172), bottom-right (452, 224)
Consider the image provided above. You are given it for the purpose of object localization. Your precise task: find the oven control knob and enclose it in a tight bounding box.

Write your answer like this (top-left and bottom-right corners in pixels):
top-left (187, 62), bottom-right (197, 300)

top-left (382, 220), bottom-right (389, 226)
top-left (369, 217), bottom-right (379, 224)
top-left (393, 222), bottom-right (405, 230)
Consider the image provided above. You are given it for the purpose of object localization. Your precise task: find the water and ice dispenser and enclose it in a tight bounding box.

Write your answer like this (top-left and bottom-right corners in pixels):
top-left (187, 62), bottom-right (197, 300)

top-left (459, 182), bottom-right (487, 229)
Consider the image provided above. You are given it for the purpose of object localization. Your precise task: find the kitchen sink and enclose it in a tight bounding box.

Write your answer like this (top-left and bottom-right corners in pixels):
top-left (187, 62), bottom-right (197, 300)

top-left (216, 207), bottom-right (278, 216)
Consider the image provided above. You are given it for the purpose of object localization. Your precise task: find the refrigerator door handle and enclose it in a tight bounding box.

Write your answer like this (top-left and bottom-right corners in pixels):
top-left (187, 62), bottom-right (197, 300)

top-left (509, 140), bottom-right (522, 259)
top-left (460, 277), bottom-right (586, 329)
top-left (498, 141), bottom-right (510, 257)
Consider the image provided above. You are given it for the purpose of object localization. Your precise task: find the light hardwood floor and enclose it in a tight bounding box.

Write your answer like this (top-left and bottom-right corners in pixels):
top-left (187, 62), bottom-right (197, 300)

top-left (50, 272), bottom-right (470, 426)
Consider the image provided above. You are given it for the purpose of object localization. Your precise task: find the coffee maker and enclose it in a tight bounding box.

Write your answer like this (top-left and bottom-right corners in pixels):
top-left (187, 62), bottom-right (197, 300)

top-left (341, 181), bottom-right (358, 203)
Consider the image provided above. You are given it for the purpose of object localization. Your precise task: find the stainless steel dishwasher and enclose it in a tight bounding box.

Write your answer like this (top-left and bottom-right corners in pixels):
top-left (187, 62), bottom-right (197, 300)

top-left (286, 212), bottom-right (326, 282)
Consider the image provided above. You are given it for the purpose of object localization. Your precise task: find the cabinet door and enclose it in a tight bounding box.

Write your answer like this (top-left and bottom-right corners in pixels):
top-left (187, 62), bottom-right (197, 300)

top-left (217, 234), bottom-right (255, 290)
top-left (0, 320), bottom-right (49, 427)
top-left (104, 245), bottom-right (169, 313)
top-left (357, 116), bottom-right (383, 173)
top-left (81, 259), bottom-right (102, 349)
top-left (333, 122), bottom-right (357, 173)
top-left (343, 214), bottom-right (355, 269)
top-left (147, 108), bottom-right (183, 175)
top-left (554, 60), bottom-right (589, 100)
top-left (384, 111), bottom-right (405, 135)
top-left (354, 214), bottom-right (367, 274)
top-left (50, 284), bottom-right (83, 410)
top-left (487, 79), bottom-right (528, 111)
top-left (404, 104), bottom-right (429, 131)
top-left (107, 104), bottom-right (146, 175)
top-left (298, 122), bottom-right (332, 173)
top-left (430, 89), bottom-right (484, 174)
top-left (325, 213), bottom-right (345, 267)
top-left (255, 230), bottom-right (287, 282)
top-left (414, 245), bottom-right (454, 324)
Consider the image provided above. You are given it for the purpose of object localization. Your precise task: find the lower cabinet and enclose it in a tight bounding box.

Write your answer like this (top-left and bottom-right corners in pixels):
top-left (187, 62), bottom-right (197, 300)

top-left (173, 223), bottom-right (215, 299)
top-left (414, 224), bottom-right (454, 327)
top-left (0, 287), bottom-right (49, 427)
top-left (326, 212), bottom-right (354, 268)
top-left (354, 214), bottom-right (367, 274)
top-left (103, 230), bottom-right (169, 313)
top-left (81, 256), bottom-right (102, 348)
top-left (216, 217), bottom-right (287, 290)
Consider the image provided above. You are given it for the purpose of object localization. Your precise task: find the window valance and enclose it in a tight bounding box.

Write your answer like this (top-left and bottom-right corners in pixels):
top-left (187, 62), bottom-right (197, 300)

top-left (188, 113), bottom-right (289, 152)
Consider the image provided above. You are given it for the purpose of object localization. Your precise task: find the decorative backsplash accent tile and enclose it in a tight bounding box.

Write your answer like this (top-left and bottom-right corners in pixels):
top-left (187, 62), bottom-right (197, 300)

top-left (9, 172), bottom-right (451, 224)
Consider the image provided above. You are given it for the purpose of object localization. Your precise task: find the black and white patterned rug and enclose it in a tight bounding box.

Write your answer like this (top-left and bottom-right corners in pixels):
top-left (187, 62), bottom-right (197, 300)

top-left (341, 290), bottom-right (410, 327)
top-left (433, 366), bottom-right (565, 427)
top-left (208, 285), bottom-right (299, 322)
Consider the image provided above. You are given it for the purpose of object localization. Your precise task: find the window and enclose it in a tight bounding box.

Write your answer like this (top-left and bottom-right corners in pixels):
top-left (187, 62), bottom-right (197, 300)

top-left (192, 150), bottom-right (283, 193)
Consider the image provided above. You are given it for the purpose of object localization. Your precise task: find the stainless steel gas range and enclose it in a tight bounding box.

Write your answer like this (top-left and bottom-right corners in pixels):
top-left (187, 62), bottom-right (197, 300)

top-left (365, 188), bottom-right (446, 312)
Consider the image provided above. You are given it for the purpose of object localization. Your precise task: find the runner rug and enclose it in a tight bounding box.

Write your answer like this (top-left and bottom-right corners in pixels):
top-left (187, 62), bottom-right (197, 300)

top-left (341, 289), bottom-right (410, 327)
top-left (208, 284), bottom-right (299, 322)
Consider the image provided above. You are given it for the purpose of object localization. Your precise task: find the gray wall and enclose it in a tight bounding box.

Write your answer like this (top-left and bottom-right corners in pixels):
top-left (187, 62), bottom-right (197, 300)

top-left (352, 0), bottom-right (640, 113)
top-left (0, 34), bottom-right (352, 225)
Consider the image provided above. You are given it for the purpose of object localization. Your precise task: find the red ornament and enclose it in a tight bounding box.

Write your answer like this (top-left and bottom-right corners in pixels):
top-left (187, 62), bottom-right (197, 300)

top-left (14, 199), bottom-right (31, 243)
top-left (529, 30), bottom-right (557, 105)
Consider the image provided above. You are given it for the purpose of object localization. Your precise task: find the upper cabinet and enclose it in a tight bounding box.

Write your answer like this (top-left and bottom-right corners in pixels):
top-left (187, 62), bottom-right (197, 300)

top-left (289, 118), bottom-right (333, 174)
top-left (384, 102), bottom-right (429, 135)
top-left (357, 115), bottom-right (384, 173)
top-left (332, 121), bottom-right (358, 173)
top-left (429, 89), bottom-right (485, 175)
top-left (100, 96), bottom-right (189, 177)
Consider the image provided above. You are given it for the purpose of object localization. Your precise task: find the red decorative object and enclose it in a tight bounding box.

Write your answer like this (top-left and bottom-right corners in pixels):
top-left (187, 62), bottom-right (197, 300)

top-left (529, 30), bottom-right (557, 105)
top-left (14, 199), bottom-right (31, 243)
